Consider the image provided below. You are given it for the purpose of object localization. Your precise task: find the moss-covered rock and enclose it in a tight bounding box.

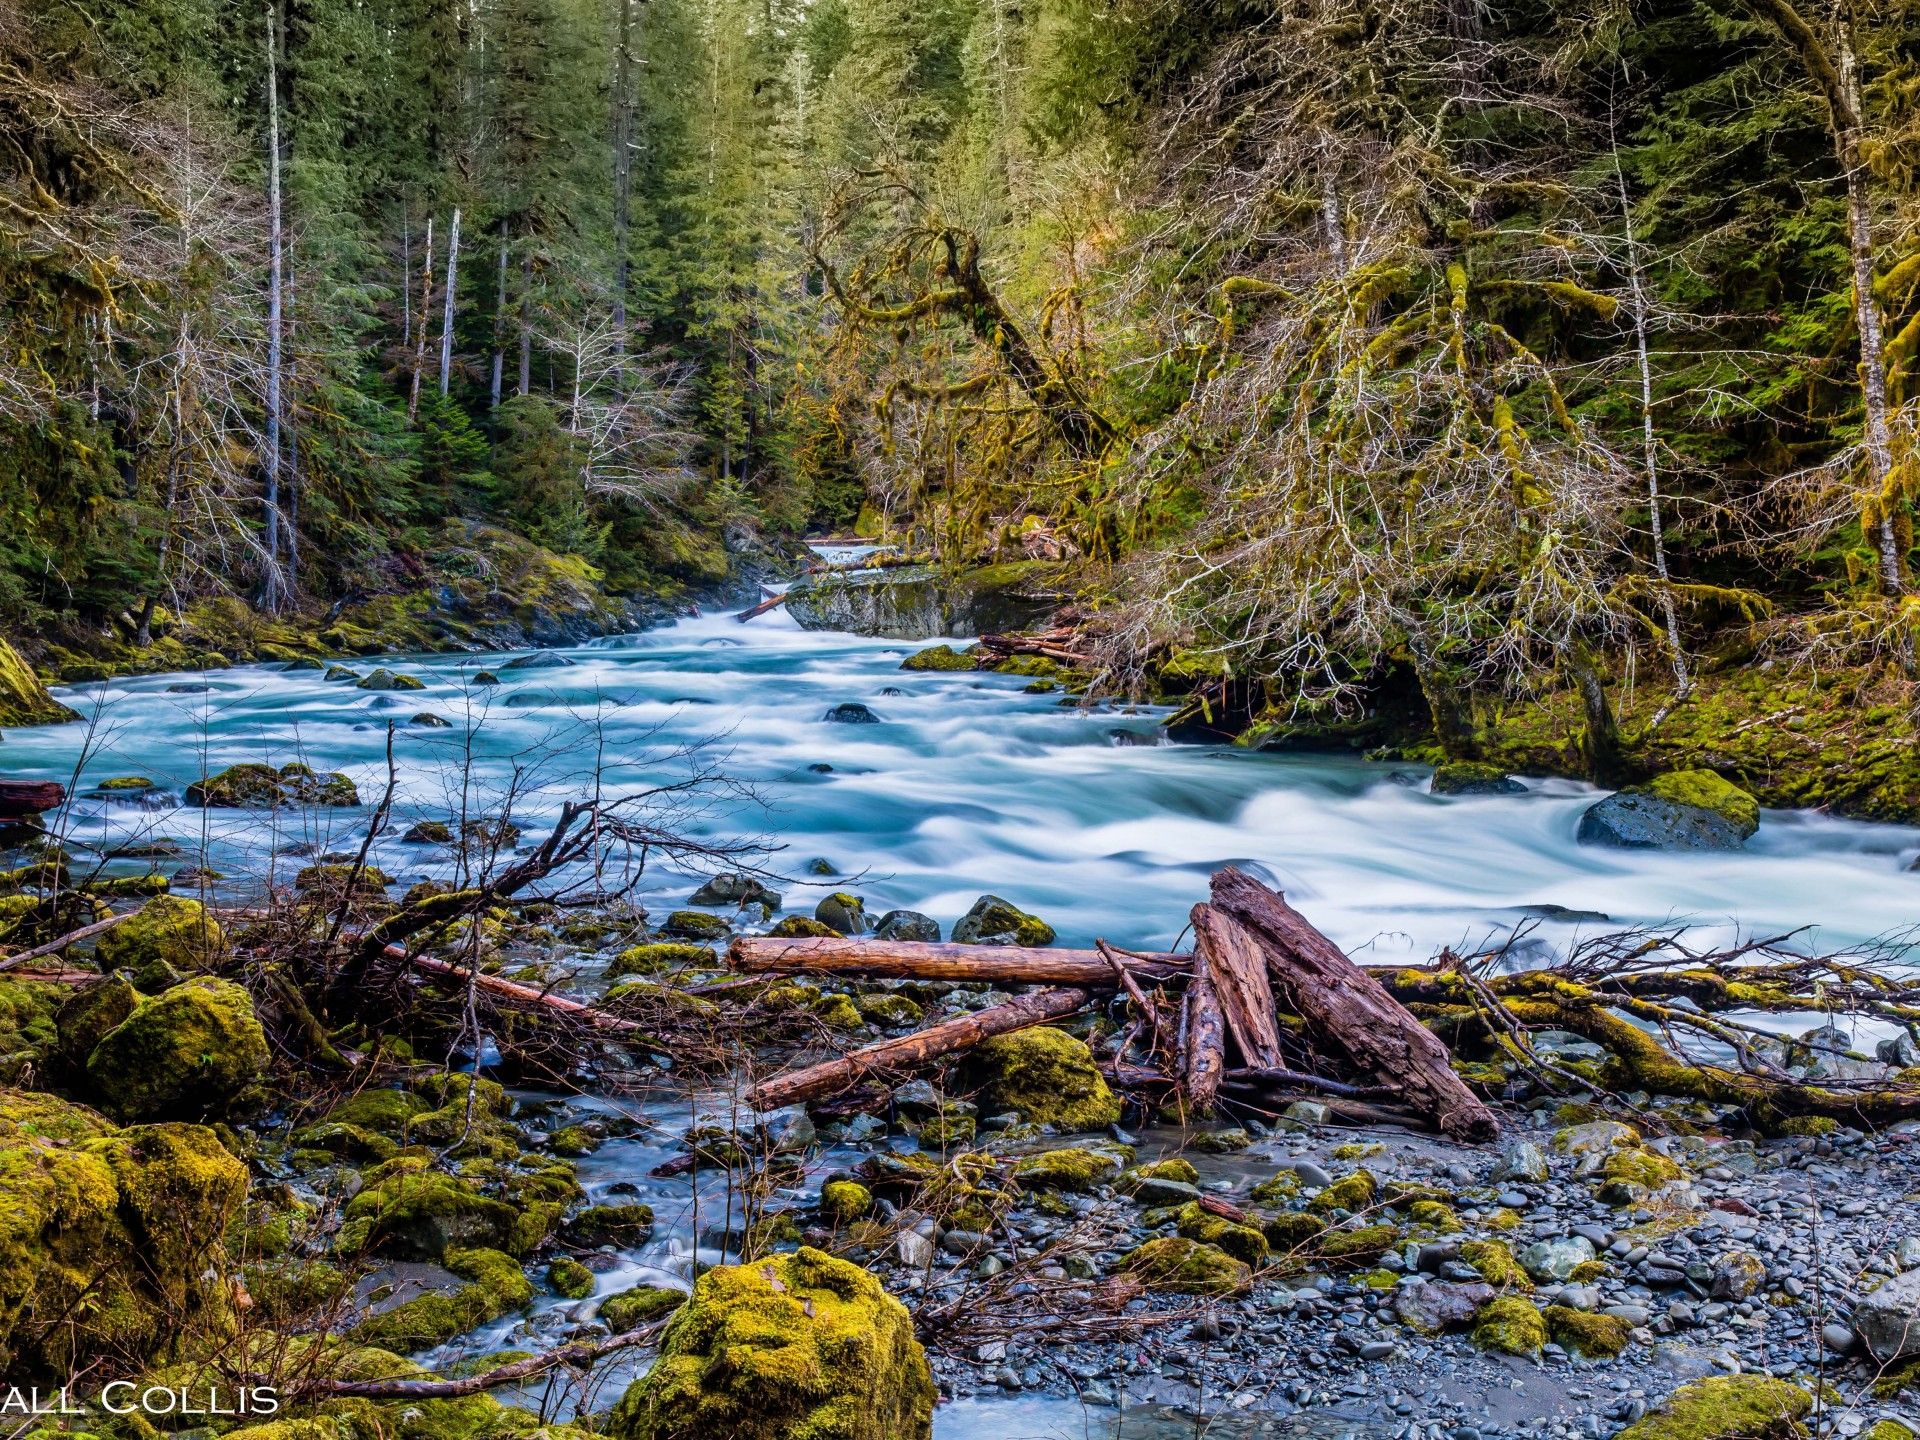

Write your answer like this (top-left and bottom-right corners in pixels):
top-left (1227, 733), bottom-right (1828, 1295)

top-left (324, 1088), bottom-right (431, 1135)
top-left (900, 644), bottom-right (977, 671)
top-left (965, 1026), bottom-right (1120, 1130)
top-left (602, 1284), bottom-right (687, 1332)
top-left (548, 1256), bottom-right (596, 1299)
top-left (1597, 1145), bottom-right (1683, 1205)
top-left (84, 977), bottom-right (269, 1122)
top-left (356, 667), bottom-right (428, 691)
top-left (565, 1202), bottom-right (656, 1248)
top-left (1012, 1147), bottom-right (1122, 1193)
top-left (1577, 770), bottom-right (1760, 851)
top-left (820, 1179), bottom-right (873, 1224)
top-left (1614, 1376), bottom-right (1812, 1439)
top-left (1430, 762), bottom-right (1524, 796)
top-left (1309, 1169), bottom-right (1377, 1213)
top-left (855, 992), bottom-right (923, 1028)
top-left (0, 1089), bottom-right (247, 1380)
top-left (349, 1247), bottom-right (533, 1349)
top-left (1249, 1169), bottom-right (1302, 1206)
top-left (660, 910), bottom-right (730, 941)
top-left (1259, 1210), bottom-right (1328, 1252)
top-left (1460, 1239), bottom-right (1534, 1291)
top-left (94, 895), bottom-right (224, 973)
top-left (951, 893), bottom-right (1055, 946)
top-left (1174, 1201), bottom-right (1268, 1265)
top-left (1545, 1305), bottom-right (1633, 1360)
top-left (768, 914), bottom-right (840, 938)
top-left (186, 762), bottom-right (360, 808)
top-left (1313, 1223), bottom-right (1398, 1265)
top-left (1471, 1295), bottom-right (1547, 1356)
top-left (609, 1245), bottom-right (934, 1440)
top-left (338, 1156), bottom-right (529, 1259)
top-left (1117, 1236), bottom-right (1251, 1295)
top-left (0, 637), bottom-right (77, 726)
top-left (403, 820), bottom-right (454, 843)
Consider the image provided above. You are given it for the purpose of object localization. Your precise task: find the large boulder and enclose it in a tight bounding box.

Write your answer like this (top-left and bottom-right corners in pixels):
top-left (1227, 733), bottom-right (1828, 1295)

top-left (1575, 770), bottom-right (1759, 851)
top-left (84, 977), bottom-right (270, 1122)
top-left (610, 1246), bottom-right (934, 1440)
top-left (1614, 1376), bottom-right (1812, 1439)
top-left (0, 1089), bottom-right (247, 1380)
top-left (0, 637), bottom-right (77, 726)
top-left (94, 895), bottom-right (224, 974)
top-left (964, 1026), bottom-right (1120, 1130)
top-left (1854, 1266), bottom-right (1920, 1363)
top-left (784, 561), bottom-right (1063, 640)
top-left (951, 893), bottom-right (1055, 946)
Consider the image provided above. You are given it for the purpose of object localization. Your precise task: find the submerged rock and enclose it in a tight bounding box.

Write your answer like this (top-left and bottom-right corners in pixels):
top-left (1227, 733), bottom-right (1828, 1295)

top-left (610, 1245), bottom-right (934, 1440)
top-left (186, 762), bottom-right (359, 808)
top-left (964, 1026), bottom-right (1120, 1130)
top-left (687, 872), bottom-right (783, 909)
top-left (1576, 769), bottom-right (1760, 851)
top-left (951, 893), bottom-right (1055, 946)
top-left (85, 976), bottom-right (269, 1122)
top-left (823, 702), bottom-right (880, 724)
top-left (1430, 762), bottom-right (1526, 796)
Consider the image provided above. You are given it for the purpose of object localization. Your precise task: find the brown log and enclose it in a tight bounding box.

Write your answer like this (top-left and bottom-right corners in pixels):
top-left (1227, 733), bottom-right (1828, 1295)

top-left (976, 632), bottom-right (1090, 664)
top-left (735, 590), bottom-right (790, 622)
top-left (1189, 903), bottom-right (1284, 1068)
top-left (747, 985), bottom-right (1091, 1111)
top-left (1178, 934), bottom-right (1225, 1112)
top-left (0, 780), bottom-right (63, 817)
top-left (1210, 868), bottom-right (1500, 1143)
top-left (391, 947), bottom-right (644, 1035)
top-left (728, 936), bottom-right (1185, 986)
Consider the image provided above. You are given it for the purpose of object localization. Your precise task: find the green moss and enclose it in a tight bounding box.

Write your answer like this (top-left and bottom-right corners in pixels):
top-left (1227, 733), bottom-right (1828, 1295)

top-left (84, 976), bottom-right (268, 1123)
top-left (900, 644), bottom-right (976, 671)
top-left (549, 1125), bottom-right (600, 1156)
top-left (608, 942), bottom-right (714, 977)
top-left (1598, 1146), bottom-right (1683, 1203)
top-left (609, 1245), bottom-right (934, 1440)
top-left (1545, 1305), bottom-right (1633, 1359)
top-left (1174, 1201), bottom-right (1268, 1265)
top-left (951, 894), bottom-right (1056, 946)
top-left (768, 915), bottom-right (840, 938)
top-left (95, 895), bottom-right (224, 973)
top-left (355, 667), bottom-right (427, 691)
top-left (820, 1179), bottom-right (873, 1223)
top-left (1249, 1170), bottom-right (1302, 1206)
top-left (1614, 1376), bottom-right (1812, 1438)
top-left (661, 910), bottom-right (730, 940)
top-left (1259, 1210), bottom-right (1327, 1252)
top-left (1459, 1239), bottom-right (1534, 1291)
top-left (916, 1112), bottom-right (976, 1148)
top-left (1313, 1223), bottom-right (1398, 1265)
top-left (1642, 770), bottom-right (1760, 833)
top-left (325, 1088), bottom-right (430, 1135)
top-left (293, 864), bottom-right (394, 896)
top-left (566, 1203), bottom-right (656, 1247)
top-left (1770, 1115), bottom-right (1839, 1137)
top-left (0, 636), bottom-right (78, 725)
top-left (348, 1247), bottom-right (533, 1349)
top-left (1567, 1259), bottom-right (1608, 1283)
top-left (548, 1256), bottom-right (596, 1298)
top-left (812, 992), bottom-right (864, 1028)
top-left (966, 1026), bottom-right (1121, 1130)
top-left (1405, 1200), bottom-right (1459, 1231)
top-left (1472, 1296), bottom-right (1547, 1356)
top-left (1012, 1147), bottom-right (1122, 1192)
top-left (185, 762), bottom-right (359, 808)
top-left (855, 992), bottom-right (924, 1027)
top-left (1120, 1157), bottom-right (1200, 1191)
top-left (1309, 1169), bottom-right (1377, 1213)
top-left (602, 1284), bottom-right (686, 1331)
top-left (289, 1121), bottom-right (397, 1164)
top-left (1117, 1236), bottom-right (1250, 1295)
top-left (338, 1157), bottom-right (527, 1259)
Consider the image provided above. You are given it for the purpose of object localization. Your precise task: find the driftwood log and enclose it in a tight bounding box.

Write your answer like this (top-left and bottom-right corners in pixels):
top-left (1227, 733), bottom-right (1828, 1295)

top-left (1209, 867), bottom-right (1500, 1142)
top-left (748, 985), bottom-right (1091, 1111)
top-left (735, 590), bottom-right (790, 622)
top-left (0, 780), bottom-right (63, 818)
top-left (728, 936), bottom-right (1186, 986)
top-left (1178, 935), bottom-right (1226, 1110)
top-left (1189, 903), bottom-right (1285, 1068)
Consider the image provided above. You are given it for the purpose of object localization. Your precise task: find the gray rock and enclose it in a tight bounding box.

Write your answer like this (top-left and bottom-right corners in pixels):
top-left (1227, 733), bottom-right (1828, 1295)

top-left (687, 872), bottom-right (783, 909)
top-left (1284, 1160), bottom-right (1334, 1190)
top-left (895, 1229), bottom-right (934, 1267)
top-left (1492, 1142), bottom-right (1549, 1183)
top-left (874, 908), bottom-right (941, 942)
top-left (1821, 1322), bottom-right (1858, 1354)
top-left (502, 651), bottom-right (576, 669)
top-left (1879, 1033), bottom-right (1920, 1068)
top-left (1710, 1250), bottom-right (1766, 1301)
top-left (1520, 1235), bottom-right (1597, 1282)
top-left (1395, 1280), bottom-right (1495, 1335)
top-left (784, 562), bottom-right (1062, 640)
top-left (892, 1079), bottom-right (945, 1118)
top-left (815, 893), bottom-right (868, 934)
top-left (1282, 1101), bottom-right (1331, 1125)
top-left (1853, 1266), bottom-right (1920, 1362)
top-left (759, 1106), bottom-right (816, 1154)
top-left (823, 702), bottom-right (881, 724)
top-left (1128, 1178), bottom-right (1202, 1207)
top-left (1575, 790), bottom-right (1753, 851)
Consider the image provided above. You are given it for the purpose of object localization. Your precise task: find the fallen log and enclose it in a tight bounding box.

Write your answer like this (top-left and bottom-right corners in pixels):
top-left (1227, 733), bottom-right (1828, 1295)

top-left (728, 936), bottom-right (1185, 986)
top-left (1190, 903), bottom-right (1285, 1068)
top-left (0, 910), bottom-right (132, 972)
top-left (390, 947), bottom-right (645, 1036)
top-left (735, 590), bottom-right (789, 622)
top-left (1210, 867), bottom-right (1500, 1143)
top-left (747, 985), bottom-right (1091, 1111)
top-left (0, 780), bottom-right (63, 818)
top-left (1177, 934), bottom-right (1225, 1111)
top-left (976, 632), bottom-right (1091, 665)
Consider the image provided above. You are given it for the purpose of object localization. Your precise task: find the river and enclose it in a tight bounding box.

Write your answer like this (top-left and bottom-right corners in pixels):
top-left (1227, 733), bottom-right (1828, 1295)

top-left (8, 601), bottom-right (1920, 1439)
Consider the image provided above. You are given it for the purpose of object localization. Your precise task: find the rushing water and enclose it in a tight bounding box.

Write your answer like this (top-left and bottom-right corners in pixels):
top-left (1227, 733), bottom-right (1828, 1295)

top-left (9, 592), bottom-right (1920, 1438)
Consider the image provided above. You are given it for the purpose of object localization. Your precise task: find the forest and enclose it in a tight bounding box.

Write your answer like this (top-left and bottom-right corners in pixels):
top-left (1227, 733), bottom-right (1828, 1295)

top-left (3, 0), bottom-right (1919, 805)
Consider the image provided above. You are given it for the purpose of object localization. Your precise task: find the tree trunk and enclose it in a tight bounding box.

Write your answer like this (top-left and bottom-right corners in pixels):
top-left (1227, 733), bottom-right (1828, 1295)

top-left (262, 1), bottom-right (285, 613)
top-left (439, 206), bottom-right (462, 398)
top-left (408, 215), bottom-right (434, 422)
top-left (1406, 627), bottom-right (1476, 758)
top-left (517, 249), bottom-right (532, 397)
top-left (490, 226), bottom-right (509, 408)
top-left (747, 986), bottom-right (1093, 1111)
top-left (1177, 939), bottom-right (1225, 1112)
top-left (1565, 646), bottom-right (1625, 785)
top-left (727, 936), bottom-right (1186, 986)
top-left (1209, 867), bottom-right (1500, 1142)
top-left (610, 0), bottom-right (636, 363)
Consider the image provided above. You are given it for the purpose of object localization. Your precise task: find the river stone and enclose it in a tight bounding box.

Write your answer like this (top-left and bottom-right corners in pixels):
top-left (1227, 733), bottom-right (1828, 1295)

top-left (824, 702), bottom-right (880, 724)
top-left (1519, 1235), bottom-right (1596, 1283)
top-left (1429, 762), bottom-right (1525, 796)
top-left (952, 894), bottom-right (1055, 946)
top-left (1551, 1120), bottom-right (1638, 1155)
top-left (1491, 1141), bottom-right (1549, 1183)
top-left (815, 892), bottom-right (868, 934)
top-left (1710, 1250), bottom-right (1767, 1301)
top-left (1575, 771), bottom-right (1759, 851)
top-left (1878, 1034), bottom-right (1920, 1068)
top-left (1128, 1177), bottom-right (1202, 1207)
top-left (1853, 1266), bottom-right (1920, 1362)
top-left (502, 651), bottom-right (575, 669)
top-left (1396, 1279), bottom-right (1495, 1335)
top-left (874, 908), bottom-right (940, 942)
top-left (687, 872), bottom-right (783, 909)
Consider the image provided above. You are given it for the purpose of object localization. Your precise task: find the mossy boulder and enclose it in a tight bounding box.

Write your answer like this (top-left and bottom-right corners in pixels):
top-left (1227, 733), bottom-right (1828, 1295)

top-left (608, 943), bottom-right (715, 978)
top-left (602, 1284), bottom-right (686, 1331)
top-left (338, 1156), bottom-right (529, 1259)
top-left (820, 1180), bottom-right (873, 1224)
top-left (815, 892), bottom-right (868, 935)
top-left (1309, 1169), bottom-right (1377, 1213)
top-left (1545, 1305), bottom-right (1633, 1360)
top-left (768, 914), bottom-right (839, 938)
top-left (84, 977), bottom-right (269, 1122)
top-left (1614, 1376), bottom-right (1812, 1439)
top-left (403, 820), bottom-right (454, 844)
top-left (784, 560), bottom-right (1062, 640)
top-left (900, 644), bottom-right (977, 671)
top-left (548, 1256), bottom-right (596, 1299)
top-left (565, 1202), bottom-right (657, 1248)
top-left (1117, 1236), bottom-right (1250, 1296)
top-left (965, 1026), bottom-right (1120, 1130)
top-left (1577, 770), bottom-right (1759, 851)
top-left (349, 1247), bottom-right (534, 1349)
top-left (94, 895), bottom-right (224, 973)
top-left (1597, 1146), bottom-right (1684, 1205)
top-left (951, 893), bottom-right (1055, 946)
top-left (1313, 1223), bottom-right (1398, 1265)
top-left (355, 668), bottom-right (428, 691)
top-left (1430, 762), bottom-right (1524, 796)
top-left (1460, 1239), bottom-right (1534, 1291)
top-left (186, 762), bottom-right (360, 808)
top-left (0, 637), bottom-right (77, 726)
top-left (660, 910), bottom-right (730, 941)
top-left (1471, 1295), bottom-right (1547, 1356)
top-left (854, 992), bottom-right (923, 1028)
top-left (1174, 1201), bottom-right (1268, 1265)
top-left (1011, 1147), bottom-right (1122, 1193)
top-left (50, 976), bottom-right (136, 1070)
top-left (0, 1090), bottom-right (248, 1380)
top-left (609, 1245), bottom-right (934, 1440)
top-left (325, 1088), bottom-right (431, 1135)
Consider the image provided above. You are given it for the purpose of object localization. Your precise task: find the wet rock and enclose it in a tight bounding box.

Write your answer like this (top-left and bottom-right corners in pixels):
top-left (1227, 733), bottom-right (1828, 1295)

top-left (688, 872), bottom-right (783, 909)
top-left (785, 561), bottom-right (1063, 641)
top-left (1430, 763), bottom-right (1525, 796)
top-left (1491, 1141), bottom-right (1549, 1183)
top-left (824, 702), bottom-right (880, 724)
top-left (900, 644), bottom-right (977, 671)
top-left (951, 893), bottom-right (1056, 946)
top-left (964, 1026), bottom-right (1120, 1130)
top-left (1854, 1265), bottom-right (1920, 1362)
top-left (601, 1284), bottom-right (686, 1331)
top-left (351, 1247), bottom-right (537, 1349)
top-left (85, 976), bottom-right (269, 1122)
top-left (1519, 1235), bottom-right (1596, 1283)
top-left (1395, 1279), bottom-right (1495, 1334)
top-left (355, 667), bottom-right (427, 691)
top-left (186, 761), bottom-right (359, 808)
top-left (1575, 770), bottom-right (1759, 851)
top-left (608, 1246), bottom-right (935, 1440)
top-left (503, 651), bottom-right (575, 669)
top-left (1282, 1100), bottom-right (1330, 1125)
top-left (661, 910), bottom-right (730, 941)
top-left (815, 892), bottom-right (869, 934)
top-left (874, 908), bottom-right (940, 942)
top-left (402, 820), bottom-right (453, 843)
top-left (758, 1106), bottom-right (816, 1154)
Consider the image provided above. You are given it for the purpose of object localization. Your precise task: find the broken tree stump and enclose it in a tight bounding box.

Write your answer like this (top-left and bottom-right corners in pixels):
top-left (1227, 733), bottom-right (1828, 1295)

top-left (747, 985), bottom-right (1092, 1111)
top-left (1209, 867), bottom-right (1500, 1143)
top-left (1189, 903), bottom-right (1285, 1069)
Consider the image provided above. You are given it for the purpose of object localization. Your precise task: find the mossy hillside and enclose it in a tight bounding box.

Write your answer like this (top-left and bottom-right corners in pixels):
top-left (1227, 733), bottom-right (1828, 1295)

top-left (1614, 1375), bottom-right (1813, 1439)
top-left (609, 1245), bottom-right (935, 1440)
top-left (964, 1026), bottom-right (1121, 1130)
top-left (0, 1089), bottom-right (248, 1380)
top-left (94, 895), bottom-right (224, 973)
top-left (84, 977), bottom-right (270, 1123)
